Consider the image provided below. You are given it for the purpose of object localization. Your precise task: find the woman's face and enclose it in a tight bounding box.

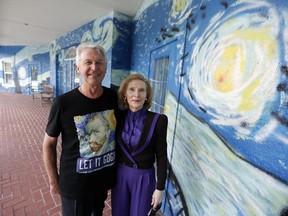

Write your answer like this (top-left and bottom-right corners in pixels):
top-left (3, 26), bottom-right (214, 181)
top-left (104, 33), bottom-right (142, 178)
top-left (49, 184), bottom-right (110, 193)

top-left (125, 79), bottom-right (147, 112)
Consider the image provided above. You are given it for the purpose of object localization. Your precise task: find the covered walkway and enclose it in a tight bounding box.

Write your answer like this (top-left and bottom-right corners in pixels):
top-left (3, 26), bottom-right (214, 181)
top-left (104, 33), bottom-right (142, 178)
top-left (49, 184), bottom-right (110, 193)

top-left (0, 92), bottom-right (111, 216)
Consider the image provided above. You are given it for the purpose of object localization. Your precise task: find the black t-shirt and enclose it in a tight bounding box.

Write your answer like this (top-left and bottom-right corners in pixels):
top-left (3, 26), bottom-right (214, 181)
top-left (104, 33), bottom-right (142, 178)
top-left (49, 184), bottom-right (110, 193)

top-left (45, 87), bottom-right (118, 199)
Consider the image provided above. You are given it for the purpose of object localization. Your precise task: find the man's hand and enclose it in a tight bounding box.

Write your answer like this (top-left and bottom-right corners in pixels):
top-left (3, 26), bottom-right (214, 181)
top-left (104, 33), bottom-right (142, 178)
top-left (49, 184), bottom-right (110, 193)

top-left (50, 181), bottom-right (59, 195)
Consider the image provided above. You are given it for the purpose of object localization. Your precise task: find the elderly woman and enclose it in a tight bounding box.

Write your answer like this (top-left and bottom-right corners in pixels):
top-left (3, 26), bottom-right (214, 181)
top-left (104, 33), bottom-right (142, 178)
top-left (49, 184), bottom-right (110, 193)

top-left (112, 73), bottom-right (168, 216)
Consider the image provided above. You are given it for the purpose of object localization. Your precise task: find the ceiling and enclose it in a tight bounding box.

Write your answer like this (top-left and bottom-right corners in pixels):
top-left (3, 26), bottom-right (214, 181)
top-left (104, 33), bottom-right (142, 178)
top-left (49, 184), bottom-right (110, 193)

top-left (0, 0), bottom-right (143, 46)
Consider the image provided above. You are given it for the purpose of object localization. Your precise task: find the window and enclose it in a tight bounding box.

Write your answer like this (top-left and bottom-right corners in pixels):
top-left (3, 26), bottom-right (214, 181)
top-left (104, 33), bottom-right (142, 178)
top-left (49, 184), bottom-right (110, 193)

top-left (63, 47), bottom-right (77, 92)
top-left (31, 65), bottom-right (38, 81)
top-left (150, 56), bottom-right (169, 113)
top-left (64, 59), bottom-right (77, 92)
top-left (3, 62), bottom-right (13, 84)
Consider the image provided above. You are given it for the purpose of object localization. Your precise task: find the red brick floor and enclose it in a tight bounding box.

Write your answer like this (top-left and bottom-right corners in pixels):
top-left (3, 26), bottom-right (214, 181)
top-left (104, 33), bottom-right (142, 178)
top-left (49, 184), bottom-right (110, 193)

top-left (0, 92), bottom-right (111, 216)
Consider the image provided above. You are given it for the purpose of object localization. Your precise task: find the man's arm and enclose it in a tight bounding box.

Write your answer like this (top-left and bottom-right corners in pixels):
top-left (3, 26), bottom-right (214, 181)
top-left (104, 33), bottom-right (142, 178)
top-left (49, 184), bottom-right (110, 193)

top-left (42, 132), bottom-right (59, 194)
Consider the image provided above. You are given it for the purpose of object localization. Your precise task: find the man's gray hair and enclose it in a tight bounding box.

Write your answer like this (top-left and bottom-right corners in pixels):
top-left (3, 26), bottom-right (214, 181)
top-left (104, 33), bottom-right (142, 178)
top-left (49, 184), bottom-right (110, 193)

top-left (75, 42), bottom-right (107, 65)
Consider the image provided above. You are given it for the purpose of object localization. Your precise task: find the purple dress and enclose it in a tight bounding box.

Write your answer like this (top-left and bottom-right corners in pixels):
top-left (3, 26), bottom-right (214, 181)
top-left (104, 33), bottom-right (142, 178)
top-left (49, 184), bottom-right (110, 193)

top-left (112, 108), bottom-right (168, 216)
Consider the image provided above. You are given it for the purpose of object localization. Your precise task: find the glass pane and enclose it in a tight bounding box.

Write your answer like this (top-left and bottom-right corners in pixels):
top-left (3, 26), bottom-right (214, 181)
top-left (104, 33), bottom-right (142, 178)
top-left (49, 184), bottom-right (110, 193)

top-left (5, 74), bottom-right (13, 83)
top-left (73, 62), bottom-right (79, 87)
top-left (4, 62), bottom-right (12, 72)
top-left (65, 62), bottom-right (71, 91)
top-left (31, 66), bottom-right (38, 81)
top-left (151, 56), bottom-right (169, 113)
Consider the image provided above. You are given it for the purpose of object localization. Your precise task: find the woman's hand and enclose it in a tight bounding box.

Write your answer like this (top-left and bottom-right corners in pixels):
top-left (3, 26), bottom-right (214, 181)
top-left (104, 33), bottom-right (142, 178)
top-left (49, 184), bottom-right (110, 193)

top-left (151, 189), bottom-right (163, 209)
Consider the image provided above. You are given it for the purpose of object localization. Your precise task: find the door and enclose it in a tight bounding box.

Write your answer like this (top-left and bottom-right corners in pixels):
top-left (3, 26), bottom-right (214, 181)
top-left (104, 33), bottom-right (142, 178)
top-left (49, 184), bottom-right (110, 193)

top-left (149, 40), bottom-right (188, 215)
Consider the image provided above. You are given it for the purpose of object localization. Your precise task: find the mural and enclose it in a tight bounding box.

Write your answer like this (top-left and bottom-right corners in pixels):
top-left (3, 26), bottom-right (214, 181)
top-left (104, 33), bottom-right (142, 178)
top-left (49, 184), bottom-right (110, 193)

top-left (0, 11), bottom-right (132, 95)
top-left (1, 0), bottom-right (288, 215)
top-left (183, 0), bottom-right (288, 182)
top-left (132, 0), bottom-right (288, 215)
top-left (0, 45), bottom-right (50, 94)
top-left (54, 12), bottom-right (132, 93)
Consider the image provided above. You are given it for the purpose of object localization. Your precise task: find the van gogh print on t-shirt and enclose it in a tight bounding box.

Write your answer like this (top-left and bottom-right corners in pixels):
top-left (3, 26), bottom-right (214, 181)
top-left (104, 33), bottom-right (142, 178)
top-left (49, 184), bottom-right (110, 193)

top-left (74, 109), bottom-right (116, 173)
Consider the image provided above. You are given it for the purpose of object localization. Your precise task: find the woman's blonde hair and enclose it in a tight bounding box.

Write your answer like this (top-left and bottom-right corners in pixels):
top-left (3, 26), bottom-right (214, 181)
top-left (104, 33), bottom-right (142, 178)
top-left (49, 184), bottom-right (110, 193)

top-left (118, 73), bottom-right (153, 110)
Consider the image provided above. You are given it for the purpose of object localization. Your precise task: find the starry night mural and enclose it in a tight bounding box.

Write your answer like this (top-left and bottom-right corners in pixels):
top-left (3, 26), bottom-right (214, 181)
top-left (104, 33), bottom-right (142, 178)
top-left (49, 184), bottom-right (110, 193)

top-left (131, 0), bottom-right (288, 215)
top-left (1, 0), bottom-right (288, 215)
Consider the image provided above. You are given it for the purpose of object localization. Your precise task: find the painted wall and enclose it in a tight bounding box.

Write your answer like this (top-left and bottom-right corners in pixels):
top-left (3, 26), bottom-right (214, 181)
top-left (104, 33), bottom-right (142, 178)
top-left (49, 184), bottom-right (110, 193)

top-left (0, 11), bottom-right (132, 96)
top-left (1, 0), bottom-right (288, 215)
top-left (0, 45), bottom-right (50, 94)
top-left (131, 0), bottom-right (288, 215)
top-left (49, 11), bottom-right (132, 95)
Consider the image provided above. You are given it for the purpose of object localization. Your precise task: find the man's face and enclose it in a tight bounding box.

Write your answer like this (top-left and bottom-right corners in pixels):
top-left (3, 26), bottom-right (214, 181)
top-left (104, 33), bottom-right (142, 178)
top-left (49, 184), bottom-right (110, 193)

top-left (76, 48), bottom-right (107, 88)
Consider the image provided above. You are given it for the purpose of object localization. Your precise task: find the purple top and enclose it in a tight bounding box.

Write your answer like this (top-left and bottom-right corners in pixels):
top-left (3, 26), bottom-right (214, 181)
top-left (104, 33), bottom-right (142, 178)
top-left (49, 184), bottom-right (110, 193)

top-left (122, 108), bottom-right (147, 151)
